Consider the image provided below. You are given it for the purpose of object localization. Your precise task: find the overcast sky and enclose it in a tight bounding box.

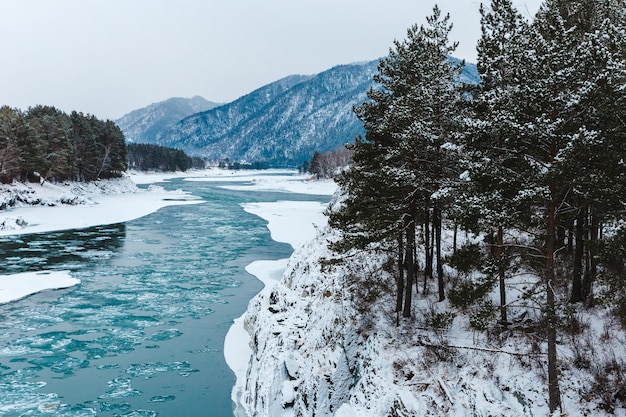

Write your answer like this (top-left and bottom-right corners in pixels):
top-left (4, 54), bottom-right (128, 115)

top-left (1, 0), bottom-right (543, 120)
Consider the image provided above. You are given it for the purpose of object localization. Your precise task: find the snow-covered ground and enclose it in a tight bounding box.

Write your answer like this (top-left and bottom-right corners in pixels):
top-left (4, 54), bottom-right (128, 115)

top-left (0, 175), bottom-right (200, 236)
top-left (238, 197), bottom-right (626, 417)
top-left (224, 200), bottom-right (330, 417)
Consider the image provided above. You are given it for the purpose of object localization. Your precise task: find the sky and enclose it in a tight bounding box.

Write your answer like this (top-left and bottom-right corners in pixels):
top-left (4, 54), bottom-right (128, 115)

top-left (0, 0), bottom-right (544, 121)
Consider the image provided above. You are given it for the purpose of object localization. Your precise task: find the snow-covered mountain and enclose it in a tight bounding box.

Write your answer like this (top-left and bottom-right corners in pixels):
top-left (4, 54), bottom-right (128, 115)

top-left (117, 60), bottom-right (479, 167)
top-left (115, 96), bottom-right (221, 143)
top-left (155, 62), bottom-right (379, 167)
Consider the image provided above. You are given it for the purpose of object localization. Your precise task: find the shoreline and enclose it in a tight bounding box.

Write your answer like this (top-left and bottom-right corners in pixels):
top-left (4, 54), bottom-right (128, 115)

top-left (0, 175), bottom-right (201, 237)
top-left (0, 168), bottom-right (336, 416)
top-left (224, 201), bottom-right (330, 416)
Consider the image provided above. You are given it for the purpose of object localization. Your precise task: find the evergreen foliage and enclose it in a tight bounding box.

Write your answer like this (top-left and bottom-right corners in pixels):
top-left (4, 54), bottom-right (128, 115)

top-left (126, 143), bottom-right (202, 172)
top-left (0, 105), bottom-right (126, 184)
top-left (326, 0), bottom-right (626, 412)
top-left (328, 6), bottom-right (466, 319)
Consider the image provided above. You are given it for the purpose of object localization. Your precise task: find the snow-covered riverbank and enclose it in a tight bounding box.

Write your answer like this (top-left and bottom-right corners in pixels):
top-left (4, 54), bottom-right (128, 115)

top-left (0, 172), bottom-right (202, 305)
top-left (0, 168), bottom-right (340, 415)
top-left (0, 175), bottom-right (200, 237)
top-left (225, 201), bottom-right (330, 416)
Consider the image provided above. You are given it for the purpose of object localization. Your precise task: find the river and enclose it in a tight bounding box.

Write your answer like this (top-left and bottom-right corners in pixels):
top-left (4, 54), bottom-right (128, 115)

top-left (0, 175), bottom-right (330, 417)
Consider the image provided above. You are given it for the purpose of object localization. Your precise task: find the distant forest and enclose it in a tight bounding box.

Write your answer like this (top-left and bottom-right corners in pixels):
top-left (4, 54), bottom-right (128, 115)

top-left (0, 105), bottom-right (206, 185)
top-left (0, 105), bottom-right (126, 184)
top-left (127, 143), bottom-right (205, 172)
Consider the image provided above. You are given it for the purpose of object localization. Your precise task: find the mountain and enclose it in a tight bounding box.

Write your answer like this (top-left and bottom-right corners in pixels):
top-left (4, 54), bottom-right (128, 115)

top-left (157, 62), bottom-right (380, 167)
top-left (115, 96), bottom-right (221, 144)
top-left (120, 59), bottom-right (479, 167)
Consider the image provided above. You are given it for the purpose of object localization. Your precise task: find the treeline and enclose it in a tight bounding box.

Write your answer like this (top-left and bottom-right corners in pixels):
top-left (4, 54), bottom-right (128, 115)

top-left (328, 0), bottom-right (625, 413)
top-left (0, 105), bottom-right (126, 184)
top-left (126, 143), bottom-right (205, 172)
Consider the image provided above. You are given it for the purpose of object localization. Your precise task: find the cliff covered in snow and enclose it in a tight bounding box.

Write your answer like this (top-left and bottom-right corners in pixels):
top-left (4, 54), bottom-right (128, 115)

top-left (241, 200), bottom-right (626, 416)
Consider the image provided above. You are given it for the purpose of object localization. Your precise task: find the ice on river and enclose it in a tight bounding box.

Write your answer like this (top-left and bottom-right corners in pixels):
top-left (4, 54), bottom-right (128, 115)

top-left (0, 270), bottom-right (80, 305)
top-left (0, 168), bottom-right (334, 416)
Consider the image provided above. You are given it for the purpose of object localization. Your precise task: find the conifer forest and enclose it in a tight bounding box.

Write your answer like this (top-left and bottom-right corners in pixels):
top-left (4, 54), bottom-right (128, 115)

top-left (327, 0), bottom-right (626, 412)
top-left (0, 105), bottom-right (127, 184)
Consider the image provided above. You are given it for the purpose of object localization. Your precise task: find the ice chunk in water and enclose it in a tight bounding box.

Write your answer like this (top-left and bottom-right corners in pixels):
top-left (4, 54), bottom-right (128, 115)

top-left (98, 377), bottom-right (142, 399)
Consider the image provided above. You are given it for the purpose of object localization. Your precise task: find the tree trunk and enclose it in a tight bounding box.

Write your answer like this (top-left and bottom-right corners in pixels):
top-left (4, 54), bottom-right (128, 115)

top-left (435, 208), bottom-right (445, 302)
top-left (570, 207), bottom-right (585, 303)
top-left (556, 220), bottom-right (566, 252)
top-left (453, 222), bottom-right (458, 254)
top-left (424, 207), bottom-right (432, 293)
top-left (430, 214), bottom-right (435, 277)
top-left (396, 231), bottom-right (405, 325)
top-left (546, 198), bottom-right (562, 413)
top-left (96, 143), bottom-right (112, 179)
top-left (403, 214), bottom-right (416, 318)
top-left (582, 207), bottom-right (598, 300)
top-left (498, 226), bottom-right (507, 326)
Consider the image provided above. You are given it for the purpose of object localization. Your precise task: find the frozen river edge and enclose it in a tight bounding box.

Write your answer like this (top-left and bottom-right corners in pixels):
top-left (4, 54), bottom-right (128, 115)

top-left (0, 169), bottom-right (336, 417)
top-left (0, 173), bottom-right (202, 304)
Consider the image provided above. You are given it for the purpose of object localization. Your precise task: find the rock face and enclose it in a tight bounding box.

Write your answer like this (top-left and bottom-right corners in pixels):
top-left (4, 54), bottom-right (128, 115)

top-left (242, 233), bottom-right (362, 417)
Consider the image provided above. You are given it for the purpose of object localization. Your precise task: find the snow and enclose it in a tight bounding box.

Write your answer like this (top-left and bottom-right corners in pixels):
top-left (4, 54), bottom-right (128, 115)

top-left (0, 270), bottom-right (80, 305)
top-left (0, 175), bottom-right (201, 237)
top-left (225, 198), bottom-right (330, 417)
top-left (242, 201), bottom-right (328, 248)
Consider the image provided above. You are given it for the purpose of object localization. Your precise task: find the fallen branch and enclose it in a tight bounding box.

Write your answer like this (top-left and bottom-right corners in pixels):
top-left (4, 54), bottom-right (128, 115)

top-left (417, 339), bottom-right (545, 357)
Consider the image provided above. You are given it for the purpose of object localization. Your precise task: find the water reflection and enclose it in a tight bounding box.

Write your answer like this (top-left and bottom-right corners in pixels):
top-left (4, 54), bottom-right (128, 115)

top-left (0, 223), bottom-right (126, 274)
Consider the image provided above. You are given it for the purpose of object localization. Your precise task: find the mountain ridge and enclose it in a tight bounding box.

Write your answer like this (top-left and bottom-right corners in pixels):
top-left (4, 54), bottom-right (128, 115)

top-left (117, 59), bottom-right (479, 167)
top-left (115, 95), bottom-right (221, 144)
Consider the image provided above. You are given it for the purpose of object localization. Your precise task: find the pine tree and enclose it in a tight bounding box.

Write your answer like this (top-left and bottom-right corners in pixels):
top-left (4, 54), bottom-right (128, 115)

top-left (328, 6), bottom-right (464, 317)
top-left (463, 0), bottom-right (530, 325)
top-left (0, 106), bottom-right (24, 183)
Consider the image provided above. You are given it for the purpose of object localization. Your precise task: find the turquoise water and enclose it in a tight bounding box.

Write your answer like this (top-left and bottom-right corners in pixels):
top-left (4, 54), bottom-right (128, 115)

top-left (0, 176), bottom-right (329, 416)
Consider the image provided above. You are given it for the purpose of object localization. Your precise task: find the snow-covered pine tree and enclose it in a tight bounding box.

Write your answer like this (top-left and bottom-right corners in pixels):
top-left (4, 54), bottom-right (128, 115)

top-left (494, 0), bottom-right (626, 411)
top-left (328, 6), bottom-right (464, 318)
top-left (550, 0), bottom-right (626, 302)
top-left (461, 0), bottom-right (530, 326)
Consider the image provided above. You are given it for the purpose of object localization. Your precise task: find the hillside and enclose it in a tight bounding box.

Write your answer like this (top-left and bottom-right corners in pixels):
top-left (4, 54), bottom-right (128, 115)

top-left (117, 59), bottom-right (479, 167)
top-left (115, 96), bottom-right (221, 144)
top-left (240, 199), bottom-right (626, 417)
top-left (157, 62), bottom-right (377, 167)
